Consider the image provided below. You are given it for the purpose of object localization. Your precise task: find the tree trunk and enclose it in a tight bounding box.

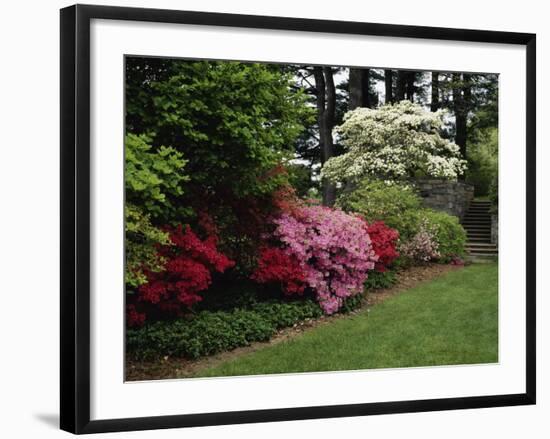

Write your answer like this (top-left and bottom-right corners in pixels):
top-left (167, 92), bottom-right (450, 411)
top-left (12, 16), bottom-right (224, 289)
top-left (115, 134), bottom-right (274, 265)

top-left (406, 71), bottom-right (415, 102)
top-left (463, 73), bottom-right (472, 112)
top-left (396, 70), bottom-right (407, 101)
top-left (349, 68), bottom-right (363, 110)
top-left (384, 69), bottom-right (393, 104)
top-left (314, 66), bottom-right (337, 206)
top-left (362, 68), bottom-right (371, 108)
top-left (453, 73), bottom-right (468, 170)
top-left (431, 71), bottom-right (440, 111)
top-left (349, 68), bottom-right (371, 109)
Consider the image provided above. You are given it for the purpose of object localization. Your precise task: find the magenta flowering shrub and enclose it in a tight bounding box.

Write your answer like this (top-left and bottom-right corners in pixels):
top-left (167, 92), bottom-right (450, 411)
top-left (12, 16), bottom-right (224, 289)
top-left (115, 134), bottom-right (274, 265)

top-left (399, 219), bottom-right (440, 263)
top-left (272, 205), bottom-right (378, 314)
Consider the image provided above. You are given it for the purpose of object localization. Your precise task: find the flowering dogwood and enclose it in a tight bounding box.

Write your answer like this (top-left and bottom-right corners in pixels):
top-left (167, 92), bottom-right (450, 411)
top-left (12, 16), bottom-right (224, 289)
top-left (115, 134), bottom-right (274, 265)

top-left (270, 205), bottom-right (378, 314)
top-left (322, 101), bottom-right (467, 183)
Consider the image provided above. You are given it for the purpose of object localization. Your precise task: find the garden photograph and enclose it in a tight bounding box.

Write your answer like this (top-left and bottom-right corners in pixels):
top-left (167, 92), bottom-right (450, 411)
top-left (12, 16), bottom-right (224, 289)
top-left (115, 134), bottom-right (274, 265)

top-left (124, 57), bottom-right (499, 381)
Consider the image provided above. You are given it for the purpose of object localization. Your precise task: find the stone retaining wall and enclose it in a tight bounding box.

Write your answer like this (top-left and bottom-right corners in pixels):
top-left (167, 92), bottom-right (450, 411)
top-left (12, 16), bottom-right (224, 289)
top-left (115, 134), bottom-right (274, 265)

top-left (415, 179), bottom-right (474, 220)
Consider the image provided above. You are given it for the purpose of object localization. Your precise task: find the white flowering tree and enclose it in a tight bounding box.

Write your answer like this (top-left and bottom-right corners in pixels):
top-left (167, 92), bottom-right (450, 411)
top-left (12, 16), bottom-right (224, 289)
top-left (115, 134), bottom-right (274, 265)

top-left (321, 101), bottom-right (467, 183)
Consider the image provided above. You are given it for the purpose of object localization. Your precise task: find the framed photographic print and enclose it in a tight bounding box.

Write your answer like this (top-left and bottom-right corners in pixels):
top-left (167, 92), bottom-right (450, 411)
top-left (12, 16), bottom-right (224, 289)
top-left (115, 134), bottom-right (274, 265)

top-left (60, 4), bottom-right (536, 434)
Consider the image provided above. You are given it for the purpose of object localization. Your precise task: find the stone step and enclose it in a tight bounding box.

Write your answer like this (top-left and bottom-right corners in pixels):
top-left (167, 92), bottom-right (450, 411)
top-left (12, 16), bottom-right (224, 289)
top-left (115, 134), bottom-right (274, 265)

top-left (467, 253), bottom-right (499, 260)
top-left (466, 242), bottom-right (497, 250)
top-left (467, 251), bottom-right (498, 256)
top-left (464, 201), bottom-right (495, 257)
top-left (467, 237), bottom-right (492, 243)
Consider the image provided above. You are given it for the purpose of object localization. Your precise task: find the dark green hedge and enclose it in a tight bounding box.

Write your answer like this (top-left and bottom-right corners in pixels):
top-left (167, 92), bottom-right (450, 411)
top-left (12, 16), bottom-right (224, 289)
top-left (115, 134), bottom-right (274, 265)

top-left (126, 293), bottom-right (372, 361)
top-left (127, 300), bottom-right (325, 360)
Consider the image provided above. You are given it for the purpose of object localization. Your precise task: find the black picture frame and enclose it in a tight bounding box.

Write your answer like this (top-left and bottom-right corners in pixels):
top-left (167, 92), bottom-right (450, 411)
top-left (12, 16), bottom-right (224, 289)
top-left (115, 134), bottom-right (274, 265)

top-left (60, 4), bottom-right (536, 434)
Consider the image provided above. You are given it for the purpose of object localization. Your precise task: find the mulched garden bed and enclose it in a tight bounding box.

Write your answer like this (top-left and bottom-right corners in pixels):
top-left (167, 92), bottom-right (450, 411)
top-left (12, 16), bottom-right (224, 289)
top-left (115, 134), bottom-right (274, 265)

top-left (125, 263), bottom-right (463, 381)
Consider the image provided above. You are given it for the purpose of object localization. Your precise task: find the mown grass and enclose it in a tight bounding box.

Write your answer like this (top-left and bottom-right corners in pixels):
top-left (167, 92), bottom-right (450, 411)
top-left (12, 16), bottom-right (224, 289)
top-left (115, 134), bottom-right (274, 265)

top-left (193, 263), bottom-right (498, 378)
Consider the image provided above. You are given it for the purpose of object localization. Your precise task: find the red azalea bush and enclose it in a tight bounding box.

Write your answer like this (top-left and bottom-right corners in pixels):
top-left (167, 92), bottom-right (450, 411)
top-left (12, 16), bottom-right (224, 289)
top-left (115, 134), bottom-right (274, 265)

top-left (365, 221), bottom-right (400, 272)
top-left (127, 304), bottom-right (146, 327)
top-left (251, 247), bottom-right (307, 295)
top-left (127, 225), bottom-right (234, 326)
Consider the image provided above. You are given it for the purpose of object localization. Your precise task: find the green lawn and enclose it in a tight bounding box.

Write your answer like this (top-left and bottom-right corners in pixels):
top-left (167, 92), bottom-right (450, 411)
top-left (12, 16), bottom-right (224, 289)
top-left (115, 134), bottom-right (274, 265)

top-left (193, 263), bottom-right (498, 378)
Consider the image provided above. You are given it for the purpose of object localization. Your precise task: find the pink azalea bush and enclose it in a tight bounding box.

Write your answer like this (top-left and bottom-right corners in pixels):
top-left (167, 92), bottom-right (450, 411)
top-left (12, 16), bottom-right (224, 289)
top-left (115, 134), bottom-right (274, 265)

top-left (271, 205), bottom-right (378, 314)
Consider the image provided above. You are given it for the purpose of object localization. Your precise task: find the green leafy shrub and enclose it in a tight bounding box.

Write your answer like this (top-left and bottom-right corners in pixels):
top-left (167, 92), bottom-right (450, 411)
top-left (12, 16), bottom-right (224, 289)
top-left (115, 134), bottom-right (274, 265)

top-left (251, 301), bottom-right (324, 328)
top-left (364, 270), bottom-right (397, 290)
top-left (126, 59), bottom-right (312, 200)
top-left (421, 210), bottom-right (467, 262)
top-left (124, 133), bottom-right (190, 287)
top-left (125, 133), bottom-right (190, 221)
top-left (125, 204), bottom-right (170, 287)
top-left (336, 178), bottom-right (422, 241)
top-left (127, 299), bottom-right (324, 360)
top-left (466, 127), bottom-right (498, 197)
top-left (127, 310), bottom-right (273, 360)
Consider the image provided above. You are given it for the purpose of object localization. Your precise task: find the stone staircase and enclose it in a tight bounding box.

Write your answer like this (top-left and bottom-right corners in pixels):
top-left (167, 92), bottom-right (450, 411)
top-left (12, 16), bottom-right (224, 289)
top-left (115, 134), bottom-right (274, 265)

top-left (462, 200), bottom-right (498, 258)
